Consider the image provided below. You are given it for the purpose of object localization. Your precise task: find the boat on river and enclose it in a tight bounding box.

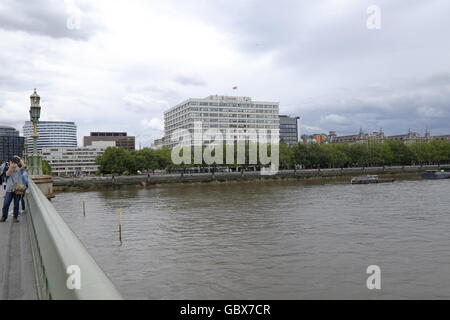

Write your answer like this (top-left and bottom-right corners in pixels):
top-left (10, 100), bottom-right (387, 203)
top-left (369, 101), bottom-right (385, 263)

top-left (351, 175), bottom-right (395, 184)
top-left (421, 170), bottom-right (450, 180)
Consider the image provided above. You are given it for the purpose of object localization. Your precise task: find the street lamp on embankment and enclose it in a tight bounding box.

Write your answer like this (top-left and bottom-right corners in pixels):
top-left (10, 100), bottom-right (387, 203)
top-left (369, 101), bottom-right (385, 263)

top-left (27, 89), bottom-right (54, 199)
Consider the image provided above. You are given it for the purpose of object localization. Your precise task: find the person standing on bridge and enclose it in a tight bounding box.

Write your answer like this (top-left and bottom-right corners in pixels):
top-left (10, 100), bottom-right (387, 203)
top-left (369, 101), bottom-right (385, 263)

top-left (0, 161), bottom-right (5, 187)
top-left (1, 156), bottom-right (25, 223)
top-left (20, 164), bottom-right (29, 213)
top-left (0, 161), bottom-right (8, 190)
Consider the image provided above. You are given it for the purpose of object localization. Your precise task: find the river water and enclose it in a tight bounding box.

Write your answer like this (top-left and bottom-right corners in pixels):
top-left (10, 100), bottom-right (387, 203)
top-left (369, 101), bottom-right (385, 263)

top-left (52, 178), bottom-right (450, 299)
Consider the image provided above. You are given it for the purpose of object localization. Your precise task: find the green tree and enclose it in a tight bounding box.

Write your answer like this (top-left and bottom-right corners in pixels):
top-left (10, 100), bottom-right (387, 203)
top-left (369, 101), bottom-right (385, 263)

top-left (41, 160), bottom-right (52, 175)
top-left (429, 140), bottom-right (450, 163)
top-left (367, 142), bottom-right (393, 166)
top-left (346, 143), bottom-right (369, 166)
top-left (279, 143), bottom-right (294, 169)
top-left (96, 147), bottom-right (135, 175)
top-left (322, 144), bottom-right (349, 168)
top-left (386, 140), bottom-right (414, 165)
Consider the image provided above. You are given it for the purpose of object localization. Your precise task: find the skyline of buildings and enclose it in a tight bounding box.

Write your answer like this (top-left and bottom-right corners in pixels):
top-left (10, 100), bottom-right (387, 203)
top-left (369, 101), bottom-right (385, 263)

top-left (1, 90), bottom-right (450, 171)
top-left (2, 87), bottom-right (449, 150)
top-left (303, 128), bottom-right (450, 145)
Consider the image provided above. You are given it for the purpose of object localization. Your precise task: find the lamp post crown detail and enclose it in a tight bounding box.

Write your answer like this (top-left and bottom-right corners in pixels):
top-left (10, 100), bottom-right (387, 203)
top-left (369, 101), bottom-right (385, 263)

top-left (30, 88), bottom-right (41, 122)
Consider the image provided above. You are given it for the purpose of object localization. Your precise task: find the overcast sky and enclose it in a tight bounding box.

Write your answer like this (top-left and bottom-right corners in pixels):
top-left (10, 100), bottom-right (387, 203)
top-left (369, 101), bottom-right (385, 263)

top-left (1, 0), bottom-right (449, 146)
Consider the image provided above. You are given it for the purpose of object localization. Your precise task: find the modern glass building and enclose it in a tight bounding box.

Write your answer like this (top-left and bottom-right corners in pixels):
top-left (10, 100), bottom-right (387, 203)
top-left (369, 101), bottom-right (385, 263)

top-left (279, 115), bottom-right (300, 146)
top-left (23, 121), bottom-right (77, 153)
top-left (0, 125), bottom-right (25, 162)
top-left (164, 95), bottom-right (280, 147)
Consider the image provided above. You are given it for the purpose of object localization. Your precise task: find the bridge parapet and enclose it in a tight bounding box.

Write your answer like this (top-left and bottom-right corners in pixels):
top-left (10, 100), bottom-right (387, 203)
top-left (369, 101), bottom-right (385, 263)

top-left (26, 179), bottom-right (123, 300)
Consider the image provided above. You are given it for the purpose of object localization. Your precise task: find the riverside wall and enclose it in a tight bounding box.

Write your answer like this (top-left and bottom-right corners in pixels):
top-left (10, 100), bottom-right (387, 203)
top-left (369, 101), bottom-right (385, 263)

top-left (51, 165), bottom-right (445, 192)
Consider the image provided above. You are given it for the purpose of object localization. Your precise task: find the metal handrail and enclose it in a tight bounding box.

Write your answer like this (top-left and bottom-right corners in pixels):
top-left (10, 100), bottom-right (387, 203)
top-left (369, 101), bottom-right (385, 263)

top-left (26, 180), bottom-right (123, 300)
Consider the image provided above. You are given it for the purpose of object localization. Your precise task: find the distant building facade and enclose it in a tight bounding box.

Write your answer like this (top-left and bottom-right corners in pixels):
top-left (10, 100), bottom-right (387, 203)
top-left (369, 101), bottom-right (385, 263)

top-left (42, 141), bottom-right (115, 176)
top-left (153, 137), bottom-right (165, 149)
top-left (0, 126), bottom-right (25, 162)
top-left (302, 133), bottom-right (328, 144)
top-left (327, 129), bottom-right (445, 145)
top-left (298, 127), bottom-right (450, 145)
top-left (84, 132), bottom-right (135, 150)
top-left (432, 134), bottom-right (450, 141)
top-left (164, 95), bottom-right (280, 147)
top-left (327, 128), bottom-right (386, 144)
top-left (23, 121), bottom-right (77, 153)
top-left (279, 115), bottom-right (299, 146)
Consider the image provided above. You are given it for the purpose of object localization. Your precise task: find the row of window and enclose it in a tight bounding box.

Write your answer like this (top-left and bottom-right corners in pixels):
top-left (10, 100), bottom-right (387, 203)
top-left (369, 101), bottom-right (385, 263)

top-left (166, 119), bottom-right (279, 130)
top-left (166, 115), bottom-right (279, 127)
top-left (165, 109), bottom-right (278, 123)
top-left (190, 102), bottom-right (277, 108)
top-left (188, 107), bottom-right (278, 113)
top-left (165, 102), bottom-right (278, 119)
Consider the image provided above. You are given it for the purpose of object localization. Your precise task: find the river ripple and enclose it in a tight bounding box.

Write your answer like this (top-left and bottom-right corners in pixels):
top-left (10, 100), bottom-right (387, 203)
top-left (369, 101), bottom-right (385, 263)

top-left (52, 178), bottom-right (450, 299)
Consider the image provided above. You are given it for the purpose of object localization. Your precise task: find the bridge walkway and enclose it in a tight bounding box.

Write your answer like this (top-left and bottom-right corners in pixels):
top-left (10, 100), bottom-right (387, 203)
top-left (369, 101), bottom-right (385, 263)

top-left (0, 187), bottom-right (37, 300)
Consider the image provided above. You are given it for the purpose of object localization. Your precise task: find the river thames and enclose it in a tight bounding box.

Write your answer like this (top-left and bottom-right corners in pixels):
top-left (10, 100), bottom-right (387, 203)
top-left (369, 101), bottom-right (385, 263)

top-left (53, 178), bottom-right (450, 299)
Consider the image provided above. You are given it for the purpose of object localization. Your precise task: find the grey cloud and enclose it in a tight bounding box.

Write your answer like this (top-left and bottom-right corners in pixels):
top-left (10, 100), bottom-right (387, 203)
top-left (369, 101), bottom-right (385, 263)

top-left (1, 1), bottom-right (450, 145)
top-left (301, 81), bottom-right (450, 136)
top-left (181, 0), bottom-right (450, 78)
top-left (417, 73), bottom-right (450, 88)
top-left (174, 75), bottom-right (206, 87)
top-left (0, 0), bottom-right (103, 40)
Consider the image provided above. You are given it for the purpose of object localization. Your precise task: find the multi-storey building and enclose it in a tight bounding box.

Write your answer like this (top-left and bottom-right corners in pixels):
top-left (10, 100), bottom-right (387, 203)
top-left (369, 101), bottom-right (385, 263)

top-left (327, 129), bottom-right (448, 145)
top-left (42, 141), bottom-right (115, 176)
top-left (23, 121), bottom-right (77, 153)
top-left (84, 132), bottom-right (135, 150)
top-left (387, 130), bottom-right (428, 145)
top-left (279, 115), bottom-right (300, 146)
top-left (327, 128), bottom-right (386, 144)
top-left (153, 137), bottom-right (165, 149)
top-left (432, 134), bottom-right (450, 141)
top-left (0, 125), bottom-right (25, 162)
top-left (164, 95), bottom-right (280, 147)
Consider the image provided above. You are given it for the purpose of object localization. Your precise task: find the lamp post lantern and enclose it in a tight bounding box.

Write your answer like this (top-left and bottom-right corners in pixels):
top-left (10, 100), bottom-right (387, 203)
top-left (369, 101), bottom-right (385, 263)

top-left (29, 88), bottom-right (43, 176)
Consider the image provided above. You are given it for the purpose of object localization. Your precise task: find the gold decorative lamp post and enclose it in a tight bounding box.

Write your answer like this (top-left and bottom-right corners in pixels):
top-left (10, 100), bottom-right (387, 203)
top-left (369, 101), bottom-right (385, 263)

top-left (29, 88), bottom-right (43, 176)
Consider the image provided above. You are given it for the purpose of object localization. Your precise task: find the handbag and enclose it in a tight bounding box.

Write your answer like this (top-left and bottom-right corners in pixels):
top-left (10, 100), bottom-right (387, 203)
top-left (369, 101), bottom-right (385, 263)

top-left (13, 183), bottom-right (27, 195)
top-left (12, 170), bottom-right (26, 195)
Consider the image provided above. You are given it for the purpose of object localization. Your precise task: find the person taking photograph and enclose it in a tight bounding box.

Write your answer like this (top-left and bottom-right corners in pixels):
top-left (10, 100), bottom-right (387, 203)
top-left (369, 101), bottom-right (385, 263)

top-left (1, 156), bottom-right (26, 223)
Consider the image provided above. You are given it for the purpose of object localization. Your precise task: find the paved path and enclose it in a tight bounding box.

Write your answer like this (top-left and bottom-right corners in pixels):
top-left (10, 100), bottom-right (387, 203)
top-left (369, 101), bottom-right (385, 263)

top-left (0, 186), bottom-right (37, 300)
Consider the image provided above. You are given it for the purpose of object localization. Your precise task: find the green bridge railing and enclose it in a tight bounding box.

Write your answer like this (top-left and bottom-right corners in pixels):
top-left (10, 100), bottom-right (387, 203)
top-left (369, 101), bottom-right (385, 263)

top-left (25, 179), bottom-right (123, 300)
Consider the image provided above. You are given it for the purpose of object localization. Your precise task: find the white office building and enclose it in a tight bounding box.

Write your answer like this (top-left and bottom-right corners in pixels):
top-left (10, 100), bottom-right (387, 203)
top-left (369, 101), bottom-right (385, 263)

top-left (42, 141), bottom-right (115, 176)
top-left (23, 121), bottom-right (77, 153)
top-left (164, 95), bottom-right (280, 147)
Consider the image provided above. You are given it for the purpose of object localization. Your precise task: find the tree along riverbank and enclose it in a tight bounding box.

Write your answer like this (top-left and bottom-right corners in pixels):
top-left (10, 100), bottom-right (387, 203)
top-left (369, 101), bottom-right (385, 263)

top-left (94, 140), bottom-right (450, 176)
top-left (51, 165), bottom-right (445, 192)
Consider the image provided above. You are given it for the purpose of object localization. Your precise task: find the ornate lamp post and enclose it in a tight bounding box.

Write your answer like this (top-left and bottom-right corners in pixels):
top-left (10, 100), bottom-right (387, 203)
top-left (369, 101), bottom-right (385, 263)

top-left (29, 88), bottom-right (43, 176)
